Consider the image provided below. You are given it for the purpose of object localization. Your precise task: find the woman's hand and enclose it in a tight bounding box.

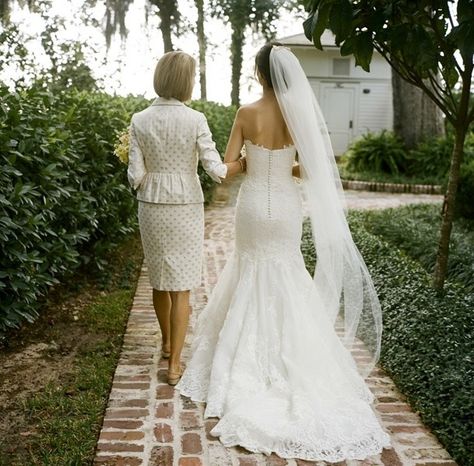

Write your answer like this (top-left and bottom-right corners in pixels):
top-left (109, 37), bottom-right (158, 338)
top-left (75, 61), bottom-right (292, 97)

top-left (223, 156), bottom-right (246, 179)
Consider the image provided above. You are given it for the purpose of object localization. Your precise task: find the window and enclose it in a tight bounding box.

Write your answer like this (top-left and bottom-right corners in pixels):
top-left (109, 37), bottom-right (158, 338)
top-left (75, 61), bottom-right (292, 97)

top-left (333, 58), bottom-right (350, 76)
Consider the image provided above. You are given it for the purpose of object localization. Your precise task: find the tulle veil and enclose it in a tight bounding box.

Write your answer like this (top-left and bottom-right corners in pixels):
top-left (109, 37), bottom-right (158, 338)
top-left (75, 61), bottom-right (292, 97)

top-left (269, 45), bottom-right (383, 378)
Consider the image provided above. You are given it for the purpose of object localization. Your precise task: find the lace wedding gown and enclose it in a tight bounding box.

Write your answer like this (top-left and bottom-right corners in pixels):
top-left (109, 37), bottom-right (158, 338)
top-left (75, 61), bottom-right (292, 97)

top-left (176, 140), bottom-right (392, 462)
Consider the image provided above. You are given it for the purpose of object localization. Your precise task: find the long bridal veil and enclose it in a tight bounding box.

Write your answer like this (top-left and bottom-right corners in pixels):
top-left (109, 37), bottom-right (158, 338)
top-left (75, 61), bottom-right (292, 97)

top-left (270, 46), bottom-right (383, 378)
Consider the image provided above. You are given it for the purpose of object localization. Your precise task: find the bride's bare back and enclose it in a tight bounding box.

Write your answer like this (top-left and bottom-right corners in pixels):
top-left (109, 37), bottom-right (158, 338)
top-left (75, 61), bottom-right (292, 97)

top-left (223, 93), bottom-right (293, 163)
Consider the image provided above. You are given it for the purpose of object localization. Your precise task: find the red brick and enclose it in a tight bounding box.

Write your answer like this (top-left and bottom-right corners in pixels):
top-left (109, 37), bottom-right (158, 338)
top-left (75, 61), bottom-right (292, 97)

top-left (403, 448), bottom-right (452, 461)
top-left (154, 422), bottom-right (173, 443)
top-left (295, 459), bottom-right (318, 465)
top-left (387, 425), bottom-right (430, 434)
top-left (112, 383), bottom-right (150, 390)
top-left (381, 413), bottom-right (420, 423)
top-left (94, 456), bottom-right (143, 465)
top-left (99, 431), bottom-right (144, 441)
top-left (204, 419), bottom-right (219, 441)
top-left (156, 401), bottom-right (174, 418)
top-left (97, 443), bottom-right (144, 453)
top-left (156, 384), bottom-right (175, 399)
top-left (157, 369), bottom-right (168, 383)
top-left (239, 458), bottom-right (258, 466)
top-left (150, 445), bottom-right (173, 466)
top-left (179, 458), bottom-right (202, 466)
top-left (114, 375), bottom-right (151, 382)
top-left (181, 432), bottom-right (202, 454)
top-left (106, 409), bottom-right (148, 419)
top-left (381, 447), bottom-right (403, 466)
top-left (110, 399), bottom-right (148, 408)
top-left (181, 395), bottom-right (198, 409)
top-left (414, 462), bottom-right (458, 466)
top-left (180, 411), bottom-right (201, 430)
top-left (102, 420), bottom-right (143, 430)
top-left (376, 403), bottom-right (413, 413)
top-left (377, 396), bottom-right (400, 403)
top-left (265, 454), bottom-right (289, 465)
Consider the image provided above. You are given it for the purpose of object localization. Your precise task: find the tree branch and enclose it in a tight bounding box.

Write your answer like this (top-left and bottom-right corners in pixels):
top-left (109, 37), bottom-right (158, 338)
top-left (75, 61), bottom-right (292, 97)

top-left (374, 42), bottom-right (454, 123)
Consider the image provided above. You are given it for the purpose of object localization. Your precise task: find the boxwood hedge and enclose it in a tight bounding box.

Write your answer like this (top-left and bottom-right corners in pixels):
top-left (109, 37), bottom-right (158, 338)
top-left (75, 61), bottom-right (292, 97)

top-left (301, 215), bottom-right (474, 466)
top-left (0, 85), bottom-right (234, 336)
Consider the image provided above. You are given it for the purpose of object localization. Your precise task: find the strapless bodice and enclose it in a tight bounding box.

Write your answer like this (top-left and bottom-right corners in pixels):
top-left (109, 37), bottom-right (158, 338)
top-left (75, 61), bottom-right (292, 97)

top-left (244, 140), bottom-right (296, 186)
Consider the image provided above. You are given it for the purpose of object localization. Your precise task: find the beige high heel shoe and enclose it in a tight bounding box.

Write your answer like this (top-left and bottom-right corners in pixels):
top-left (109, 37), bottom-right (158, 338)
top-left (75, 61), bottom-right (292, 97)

top-left (167, 365), bottom-right (184, 386)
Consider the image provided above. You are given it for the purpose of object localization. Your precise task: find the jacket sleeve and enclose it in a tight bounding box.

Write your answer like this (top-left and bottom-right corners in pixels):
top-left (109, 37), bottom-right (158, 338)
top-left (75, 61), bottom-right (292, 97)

top-left (196, 114), bottom-right (228, 184)
top-left (127, 118), bottom-right (147, 190)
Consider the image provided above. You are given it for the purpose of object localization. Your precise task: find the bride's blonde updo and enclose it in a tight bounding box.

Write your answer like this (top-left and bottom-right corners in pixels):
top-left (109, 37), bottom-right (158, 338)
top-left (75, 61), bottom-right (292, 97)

top-left (153, 51), bottom-right (196, 102)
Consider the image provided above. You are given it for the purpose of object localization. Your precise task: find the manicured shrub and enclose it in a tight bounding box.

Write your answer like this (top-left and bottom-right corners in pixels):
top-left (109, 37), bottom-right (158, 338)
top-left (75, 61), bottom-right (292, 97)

top-left (0, 87), bottom-right (236, 336)
top-left (0, 84), bottom-right (145, 334)
top-left (355, 204), bottom-right (474, 295)
top-left (301, 215), bottom-right (474, 466)
top-left (344, 130), bottom-right (408, 174)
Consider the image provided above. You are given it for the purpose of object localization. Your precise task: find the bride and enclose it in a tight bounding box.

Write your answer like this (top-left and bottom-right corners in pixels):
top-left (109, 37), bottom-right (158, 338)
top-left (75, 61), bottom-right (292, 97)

top-left (175, 43), bottom-right (392, 462)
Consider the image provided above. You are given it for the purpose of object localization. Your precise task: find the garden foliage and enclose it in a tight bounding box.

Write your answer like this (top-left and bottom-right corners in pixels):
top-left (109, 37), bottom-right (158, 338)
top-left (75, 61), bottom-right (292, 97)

top-left (301, 213), bottom-right (474, 466)
top-left (0, 86), bottom-right (234, 335)
top-left (342, 131), bottom-right (474, 218)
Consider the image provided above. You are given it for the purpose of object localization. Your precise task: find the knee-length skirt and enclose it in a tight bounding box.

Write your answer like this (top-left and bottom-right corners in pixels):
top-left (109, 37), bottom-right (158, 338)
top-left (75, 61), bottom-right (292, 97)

top-left (138, 201), bottom-right (204, 291)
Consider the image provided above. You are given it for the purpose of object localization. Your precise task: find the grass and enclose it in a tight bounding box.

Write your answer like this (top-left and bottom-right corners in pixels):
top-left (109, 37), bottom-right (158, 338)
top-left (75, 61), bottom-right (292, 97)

top-left (0, 233), bottom-right (143, 466)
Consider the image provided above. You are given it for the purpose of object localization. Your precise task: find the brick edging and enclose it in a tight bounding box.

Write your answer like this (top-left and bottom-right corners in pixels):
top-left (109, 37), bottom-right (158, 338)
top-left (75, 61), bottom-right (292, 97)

top-left (342, 179), bottom-right (443, 195)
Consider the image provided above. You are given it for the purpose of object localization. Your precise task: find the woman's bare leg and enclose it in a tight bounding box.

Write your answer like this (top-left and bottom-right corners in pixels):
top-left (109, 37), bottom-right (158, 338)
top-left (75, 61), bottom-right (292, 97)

top-left (168, 290), bottom-right (190, 372)
top-left (153, 289), bottom-right (171, 353)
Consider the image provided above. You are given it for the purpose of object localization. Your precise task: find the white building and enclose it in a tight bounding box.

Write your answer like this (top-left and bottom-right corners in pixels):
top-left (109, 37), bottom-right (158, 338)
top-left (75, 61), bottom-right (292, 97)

top-left (278, 32), bottom-right (393, 155)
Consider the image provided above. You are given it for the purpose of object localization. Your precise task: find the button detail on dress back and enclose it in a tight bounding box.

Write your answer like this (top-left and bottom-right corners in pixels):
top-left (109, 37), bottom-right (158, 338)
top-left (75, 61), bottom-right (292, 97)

top-left (267, 150), bottom-right (273, 218)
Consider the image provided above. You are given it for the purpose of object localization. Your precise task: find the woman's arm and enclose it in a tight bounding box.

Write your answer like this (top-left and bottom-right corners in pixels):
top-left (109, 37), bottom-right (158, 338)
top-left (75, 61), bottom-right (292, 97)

top-left (127, 119), bottom-right (147, 190)
top-left (197, 112), bottom-right (245, 182)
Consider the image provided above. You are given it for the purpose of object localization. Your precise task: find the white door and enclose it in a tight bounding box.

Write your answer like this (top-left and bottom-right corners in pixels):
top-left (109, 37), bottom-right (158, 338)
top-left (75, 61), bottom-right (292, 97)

top-left (320, 82), bottom-right (358, 155)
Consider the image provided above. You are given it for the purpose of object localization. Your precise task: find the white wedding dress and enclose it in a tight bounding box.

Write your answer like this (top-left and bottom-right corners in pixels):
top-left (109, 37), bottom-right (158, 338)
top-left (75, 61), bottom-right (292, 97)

top-left (176, 139), bottom-right (392, 462)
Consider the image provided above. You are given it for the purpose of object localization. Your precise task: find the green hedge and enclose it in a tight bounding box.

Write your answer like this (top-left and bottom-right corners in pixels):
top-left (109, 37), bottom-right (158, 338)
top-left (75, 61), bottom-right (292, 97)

top-left (301, 214), bottom-right (474, 466)
top-left (355, 204), bottom-right (474, 294)
top-left (0, 85), bottom-right (235, 336)
top-left (341, 131), bottom-right (474, 204)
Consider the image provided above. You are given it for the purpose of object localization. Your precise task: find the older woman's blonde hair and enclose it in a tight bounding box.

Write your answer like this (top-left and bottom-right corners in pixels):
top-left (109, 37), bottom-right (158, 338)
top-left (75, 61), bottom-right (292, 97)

top-left (153, 51), bottom-right (196, 102)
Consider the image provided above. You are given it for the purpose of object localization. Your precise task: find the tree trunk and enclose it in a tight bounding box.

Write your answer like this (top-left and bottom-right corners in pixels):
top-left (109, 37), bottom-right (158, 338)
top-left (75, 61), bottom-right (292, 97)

top-left (195, 0), bottom-right (206, 100)
top-left (432, 72), bottom-right (472, 290)
top-left (392, 71), bottom-right (445, 149)
top-left (230, 23), bottom-right (245, 106)
top-left (159, 11), bottom-right (173, 52)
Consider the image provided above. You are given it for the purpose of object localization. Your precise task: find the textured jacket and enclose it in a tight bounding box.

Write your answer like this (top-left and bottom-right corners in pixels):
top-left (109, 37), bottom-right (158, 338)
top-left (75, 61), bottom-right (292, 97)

top-left (127, 97), bottom-right (227, 204)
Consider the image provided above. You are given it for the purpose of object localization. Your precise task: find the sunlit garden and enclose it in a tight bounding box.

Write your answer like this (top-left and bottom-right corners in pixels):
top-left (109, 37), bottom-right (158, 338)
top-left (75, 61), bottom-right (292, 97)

top-left (0, 1), bottom-right (473, 465)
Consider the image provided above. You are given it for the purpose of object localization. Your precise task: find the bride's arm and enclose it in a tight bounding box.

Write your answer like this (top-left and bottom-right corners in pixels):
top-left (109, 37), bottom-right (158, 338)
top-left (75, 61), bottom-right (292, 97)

top-left (292, 164), bottom-right (301, 178)
top-left (223, 109), bottom-right (246, 177)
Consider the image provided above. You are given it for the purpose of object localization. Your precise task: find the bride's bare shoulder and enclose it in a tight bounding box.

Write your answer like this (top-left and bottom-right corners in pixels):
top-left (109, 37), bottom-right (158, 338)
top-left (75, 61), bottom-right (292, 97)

top-left (236, 100), bottom-right (262, 120)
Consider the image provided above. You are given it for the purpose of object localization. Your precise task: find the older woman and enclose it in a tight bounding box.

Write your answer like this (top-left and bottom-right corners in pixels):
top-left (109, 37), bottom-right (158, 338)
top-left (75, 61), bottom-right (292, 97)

top-left (127, 51), bottom-right (245, 385)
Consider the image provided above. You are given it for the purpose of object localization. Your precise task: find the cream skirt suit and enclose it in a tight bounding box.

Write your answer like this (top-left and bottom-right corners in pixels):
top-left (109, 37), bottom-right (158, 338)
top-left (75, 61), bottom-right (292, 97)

top-left (127, 97), bottom-right (227, 291)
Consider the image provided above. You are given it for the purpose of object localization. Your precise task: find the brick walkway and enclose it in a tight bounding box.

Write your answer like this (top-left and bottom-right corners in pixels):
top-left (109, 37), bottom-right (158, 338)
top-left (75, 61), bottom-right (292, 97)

top-left (93, 181), bottom-right (454, 466)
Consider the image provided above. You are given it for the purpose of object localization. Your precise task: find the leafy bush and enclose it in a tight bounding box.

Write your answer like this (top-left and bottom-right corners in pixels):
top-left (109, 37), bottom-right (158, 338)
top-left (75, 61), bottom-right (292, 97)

top-left (0, 87), bottom-right (235, 335)
top-left (301, 215), bottom-right (474, 466)
top-left (355, 204), bottom-right (474, 295)
top-left (341, 131), bottom-right (474, 192)
top-left (344, 130), bottom-right (408, 174)
top-left (0, 84), bottom-right (146, 335)
top-left (406, 135), bottom-right (453, 179)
